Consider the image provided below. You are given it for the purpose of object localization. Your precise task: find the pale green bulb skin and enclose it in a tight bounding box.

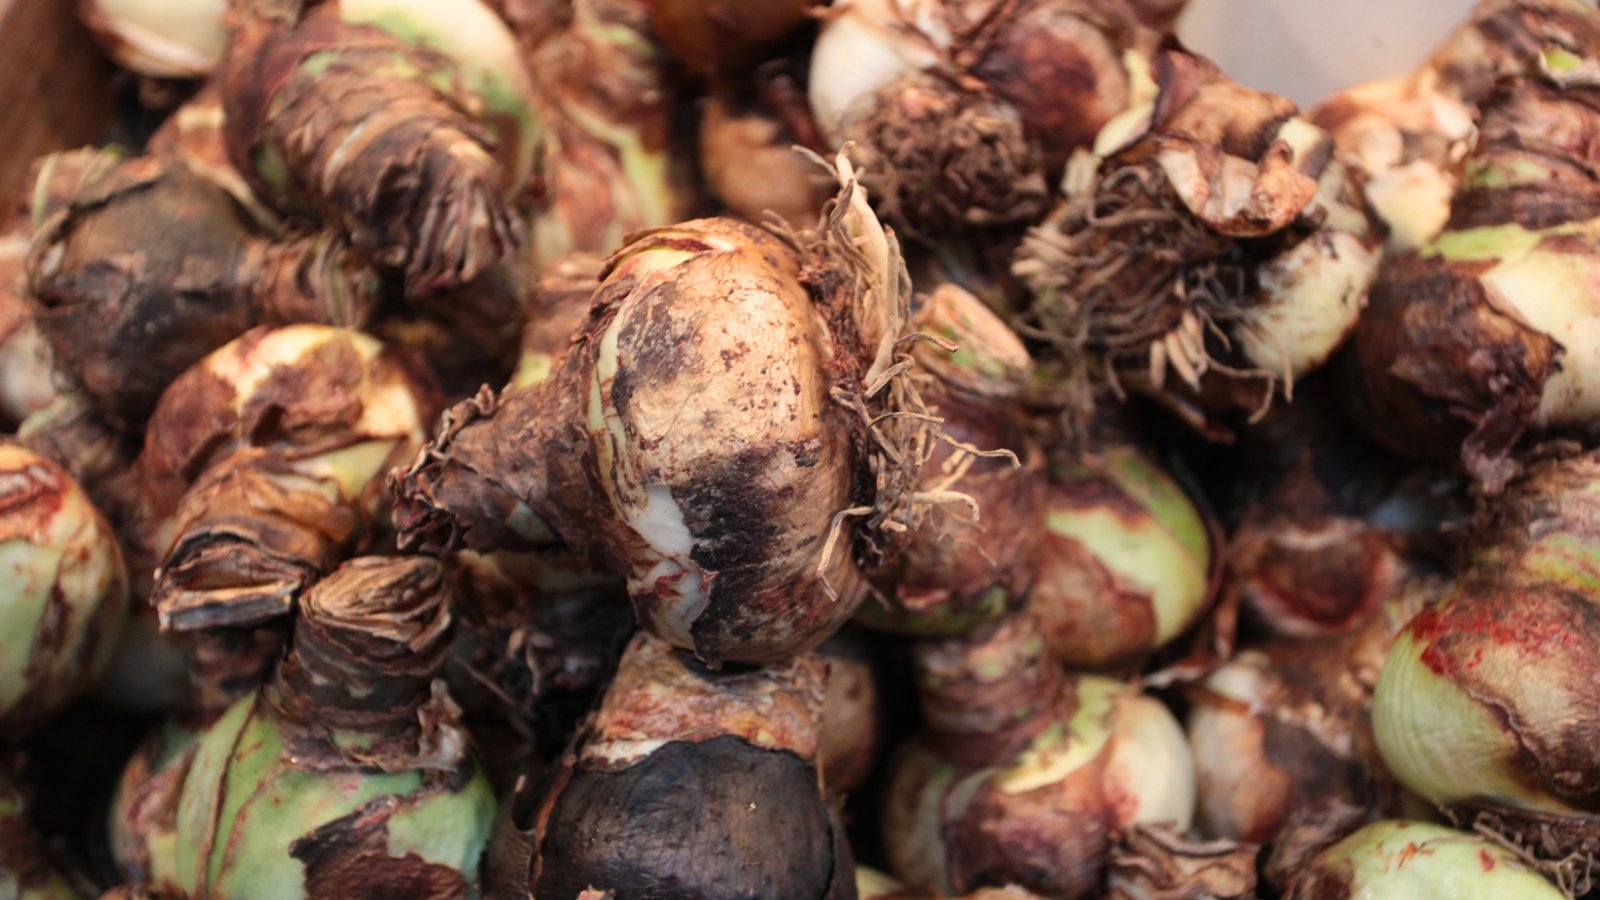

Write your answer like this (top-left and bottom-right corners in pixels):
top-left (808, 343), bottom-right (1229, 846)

top-left (173, 697), bottom-right (495, 900)
top-left (1289, 820), bottom-right (1564, 899)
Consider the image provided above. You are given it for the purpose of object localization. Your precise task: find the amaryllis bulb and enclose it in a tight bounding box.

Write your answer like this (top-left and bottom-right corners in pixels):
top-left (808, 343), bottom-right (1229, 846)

top-left (397, 155), bottom-right (955, 665)
top-left (1016, 49), bottom-right (1378, 430)
top-left (1284, 820), bottom-right (1565, 899)
top-left (139, 324), bottom-right (436, 632)
top-left (171, 557), bottom-right (496, 899)
top-left (1340, 46), bottom-right (1600, 489)
top-left (498, 633), bottom-right (853, 899)
top-left (526, 0), bottom-right (699, 270)
top-left (0, 230), bottom-right (57, 429)
top-left (700, 80), bottom-right (835, 228)
top-left (1187, 583), bottom-right (1430, 853)
top-left (108, 721), bottom-right (201, 892)
top-left (1029, 442), bottom-right (1211, 671)
top-left (883, 616), bottom-right (1196, 898)
top-left (647, 0), bottom-right (822, 77)
top-left (858, 284), bottom-right (1045, 636)
top-left (1372, 452), bottom-right (1600, 838)
top-left (79, 0), bottom-right (229, 79)
top-left (222, 0), bottom-right (537, 294)
top-left (0, 443), bottom-right (129, 735)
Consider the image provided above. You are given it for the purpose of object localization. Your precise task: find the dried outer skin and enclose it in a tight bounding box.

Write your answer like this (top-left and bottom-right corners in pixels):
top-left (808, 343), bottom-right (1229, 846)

top-left (834, 72), bottom-right (1050, 238)
top-left (1017, 48), bottom-right (1377, 428)
top-left (170, 555), bottom-right (494, 898)
top-left (511, 633), bottom-right (853, 899)
top-left (527, 0), bottom-right (700, 270)
top-left (645, 0), bottom-right (820, 77)
top-left (968, 0), bottom-right (1155, 174)
top-left (223, 10), bottom-right (519, 294)
top-left (0, 775), bottom-right (80, 900)
top-left (700, 81), bottom-right (835, 229)
top-left (1426, 0), bottom-right (1600, 107)
top-left (1029, 443), bottom-right (1211, 671)
top-left (397, 218), bottom-right (869, 664)
top-left (0, 443), bottom-right (130, 735)
top-left (145, 80), bottom-right (277, 226)
top-left (24, 155), bottom-right (378, 431)
top-left (1106, 823), bottom-right (1258, 900)
top-left (511, 251), bottom-right (604, 389)
top-left (375, 260), bottom-right (531, 398)
top-left (139, 325), bottom-right (436, 631)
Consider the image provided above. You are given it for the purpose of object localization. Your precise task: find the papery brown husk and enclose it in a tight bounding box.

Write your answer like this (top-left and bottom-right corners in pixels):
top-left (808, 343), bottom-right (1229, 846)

top-left (1426, 0), bottom-right (1600, 106)
top-left (503, 633), bottom-right (854, 899)
top-left (1188, 607), bottom-right (1419, 859)
top-left (1107, 823), bottom-right (1259, 900)
top-left (1442, 802), bottom-right (1600, 897)
top-left (222, 7), bottom-right (520, 294)
top-left (139, 326), bottom-right (437, 631)
top-left (265, 556), bottom-right (464, 771)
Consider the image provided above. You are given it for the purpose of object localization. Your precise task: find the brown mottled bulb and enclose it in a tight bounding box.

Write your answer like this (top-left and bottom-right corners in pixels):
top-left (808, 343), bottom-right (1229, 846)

top-left (1373, 451), bottom-right (1600, 869)
top-left (859, 285), bottom-right (1045, 636)
top-left (397, 159), bottom-right (953, 665)
top-left (527, 0), bottom-right (700, 270)
top-left (883, 616), bottom-right (1196, 898)
top-left (1340, 63), bottom-right (1600, 491)
top-left (808, 0), bottom-right (1157, 238)
top-left (24, 154), bottom-right (380, 430)
top-left (1187, 584), bottom-right (1430, 873)
top-left (1016, 49), bottom-right (1379, 431)
top-left (221, 0), bottom-right (538, 294)
top-left (494, 632), bottom-right (854, 899)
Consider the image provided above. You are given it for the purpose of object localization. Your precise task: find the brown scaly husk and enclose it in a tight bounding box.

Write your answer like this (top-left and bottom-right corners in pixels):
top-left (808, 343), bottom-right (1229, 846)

top-left (494, 632), bottom-right (854, 899)
top-left (646, 0), bottom-right (822, 77)
top-left (700, 67), bottom-right (836, 229)
top-left (25, 154), bottom-right (380, 431)
top-left (1107, 824), bottom-right (1259, 900)
top-left (396, 151), bottom-right (964, 665)
top-left (222, 6), bottom-right (521, 294)
top-left (139, 326), bottom-right (438, 633)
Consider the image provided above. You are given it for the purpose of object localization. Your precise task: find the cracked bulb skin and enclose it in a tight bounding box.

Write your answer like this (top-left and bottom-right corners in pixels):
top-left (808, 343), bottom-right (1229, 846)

top-left (881, 616), bottom-right (1195, 898)
top-left (170, 557), bottom-right (496, 900)
top-left (0, 443), bottom-right (129, 736)
top-left (493, 632), bottom-right (854, 899)
top-left (396, 160), bottom-right (943, 666)
top-left (1372, 450), bottom-right (1600, 859)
